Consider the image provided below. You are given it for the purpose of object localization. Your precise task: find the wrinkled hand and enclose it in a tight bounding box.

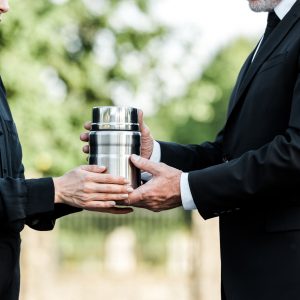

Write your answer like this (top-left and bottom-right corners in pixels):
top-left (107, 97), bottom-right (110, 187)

top-left (53, 165), bottom-right (133, 214)
top-left (124, 155), bottom-right (182, 212)
top-left (80, 110), bottom-right (154, 159)
top-left (138, 110), bottom-right (154, 159)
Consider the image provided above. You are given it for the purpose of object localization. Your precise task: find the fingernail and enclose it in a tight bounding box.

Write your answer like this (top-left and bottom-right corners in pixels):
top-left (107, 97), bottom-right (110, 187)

top-left (120, 194), bottom-right (129, 199)
top-left (127, 187), bottom-right (134, 193)
top-left (124, 179), bottom-right (130, 184)
top-left (131, 154), bottom-right (140, 161)
top-left (108, 201), bottom-right (116, 206)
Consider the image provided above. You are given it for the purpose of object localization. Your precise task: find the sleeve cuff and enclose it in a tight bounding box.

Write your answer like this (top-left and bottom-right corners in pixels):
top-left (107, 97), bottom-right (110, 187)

top-left (150, 141), bottom-right (161, 163)
top-left (180, 172), bottom-right (197, 210)
top-left (25, 177), bottom-right (55, 217)
top-left (141, 141), bottom-right (162, 181)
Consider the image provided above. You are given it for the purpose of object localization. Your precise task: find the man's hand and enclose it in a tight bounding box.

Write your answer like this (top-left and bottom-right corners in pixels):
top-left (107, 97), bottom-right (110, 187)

top-left (53, 165), bottom-right (133, 214)
top-left (80, 110), bottom-right (154, 159)
top-left (125, 155), bottom-right (182, 212)
top-left (138, 110), bottom-right (154, 159)
top-left (80, 121), bottom-right (92, 155)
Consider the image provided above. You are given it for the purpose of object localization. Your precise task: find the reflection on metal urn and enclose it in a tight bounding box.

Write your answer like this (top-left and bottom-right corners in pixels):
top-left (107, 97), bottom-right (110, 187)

top-left (89, 106), bottom-right (141, 188)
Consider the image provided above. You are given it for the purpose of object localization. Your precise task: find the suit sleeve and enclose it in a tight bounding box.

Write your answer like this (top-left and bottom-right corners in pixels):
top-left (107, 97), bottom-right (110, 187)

top-left (189, 70), bottom-right (300, 220)
top-left (159, 129), bottom-right (224, 171)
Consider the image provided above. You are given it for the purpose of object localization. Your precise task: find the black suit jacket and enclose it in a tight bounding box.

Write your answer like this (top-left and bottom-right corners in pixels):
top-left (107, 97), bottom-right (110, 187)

top-left (160, 2), bottom-right (300, 299)
top-left (0, 76), bottom-right (80, 300)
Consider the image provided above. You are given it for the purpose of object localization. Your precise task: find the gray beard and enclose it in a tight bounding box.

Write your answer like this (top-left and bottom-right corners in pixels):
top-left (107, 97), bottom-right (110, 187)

top-left (248, 0), bottom-right (282, 12)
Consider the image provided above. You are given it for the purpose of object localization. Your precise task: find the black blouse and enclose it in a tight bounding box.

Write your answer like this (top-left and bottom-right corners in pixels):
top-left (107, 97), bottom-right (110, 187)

top-left (0, 76), bottom-right (79, 234)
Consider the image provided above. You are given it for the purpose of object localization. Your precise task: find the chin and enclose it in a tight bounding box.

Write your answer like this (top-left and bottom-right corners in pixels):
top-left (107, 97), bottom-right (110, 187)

top-left (248, 0), bottom-right (281, 12)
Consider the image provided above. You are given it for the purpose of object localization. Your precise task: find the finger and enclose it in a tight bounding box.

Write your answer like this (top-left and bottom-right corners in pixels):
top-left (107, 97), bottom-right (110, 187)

top-left (84, 121), bottom-right (92, 130)
top-left (130, 154), bottom-right (159, 175)
top-left (86, 182), bottom-right (134, 194)
top-left (138, 110), bottom-right (150, 134)
top-left (118, 200), bottom-right (145, 209)
top-left (86, 193), bottom-right (130, 202)
top-left (138, 109), bottom-right (144, 128)
top-left (82, 145), bottom-right (89, 154)
top-left (84, 200), bottom-right (116, 209)
top-left (138, 109), bottom-right (150, 134)
top-left (125, 185), bottom-right (146, 205)
top-left (81, 165), bottom-right (106, 173)
top-left (118, 201), bottom-right (145, 208)
top-left (80, 132), bottom-right (90, 142)
top-left (87, 173), bottom-right (130, 185)
top-left (86, 207), bottom-right (134, 214)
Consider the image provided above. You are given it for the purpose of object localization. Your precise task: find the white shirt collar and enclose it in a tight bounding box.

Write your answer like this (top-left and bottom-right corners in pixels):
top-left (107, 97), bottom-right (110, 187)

top-left (274, 0), bottom-right (297, 20)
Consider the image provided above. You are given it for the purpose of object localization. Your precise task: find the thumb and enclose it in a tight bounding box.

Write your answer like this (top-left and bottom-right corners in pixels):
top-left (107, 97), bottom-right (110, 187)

top-left (131, 154), bottom-right (159, 175)
top-left (138, 109), bottom-right (147, 131)
top-left (80, 165), bottom-right (106, 173)
top-left (138, 109), bottom-right (143, 127)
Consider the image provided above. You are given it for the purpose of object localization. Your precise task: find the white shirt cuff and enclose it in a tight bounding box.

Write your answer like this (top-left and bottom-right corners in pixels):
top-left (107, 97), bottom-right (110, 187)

top-left (150, 141), bottom-right (161, 162)
top-left (141, 141), bottom-right (161, 182)
top-left (180, 172), bottom-right (197, 210)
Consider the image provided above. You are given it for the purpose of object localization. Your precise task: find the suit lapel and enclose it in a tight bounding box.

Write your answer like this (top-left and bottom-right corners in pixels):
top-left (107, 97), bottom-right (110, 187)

top-left (226, 1), bottom-right (300, 120)
top-left (227, 48), bottom-right (257, 116)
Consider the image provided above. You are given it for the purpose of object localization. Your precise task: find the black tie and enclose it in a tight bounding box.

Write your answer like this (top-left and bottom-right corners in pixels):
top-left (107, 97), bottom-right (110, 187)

top-left (261, 11), bottom-right (281, 46)
top-left (233, 12), bottom-right (280, 100)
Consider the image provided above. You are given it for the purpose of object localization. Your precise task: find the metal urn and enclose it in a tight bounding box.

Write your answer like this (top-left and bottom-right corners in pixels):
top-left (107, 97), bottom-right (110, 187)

top-left (89, 106), bottom-right (141, 188)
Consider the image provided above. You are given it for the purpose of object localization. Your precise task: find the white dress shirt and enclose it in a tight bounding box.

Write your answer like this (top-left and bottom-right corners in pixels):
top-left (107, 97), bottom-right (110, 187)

top-left (146, 0), bottom-right (297, 210)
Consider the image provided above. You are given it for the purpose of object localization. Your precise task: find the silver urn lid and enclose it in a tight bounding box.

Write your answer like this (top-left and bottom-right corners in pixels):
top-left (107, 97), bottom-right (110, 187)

top-left (91, 106), bottom-right (140, 131)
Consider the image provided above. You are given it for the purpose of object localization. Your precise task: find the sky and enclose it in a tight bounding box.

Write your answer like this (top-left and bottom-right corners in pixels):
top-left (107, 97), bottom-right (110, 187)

top-left (151, 0), bottom-right (267, 43)
top-left (149, 0), bottom-right (268, 74)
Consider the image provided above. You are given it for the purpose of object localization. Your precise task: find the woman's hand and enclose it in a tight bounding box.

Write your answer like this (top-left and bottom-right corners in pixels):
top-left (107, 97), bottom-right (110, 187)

top-left (53, 165), bottom-right (133, 214)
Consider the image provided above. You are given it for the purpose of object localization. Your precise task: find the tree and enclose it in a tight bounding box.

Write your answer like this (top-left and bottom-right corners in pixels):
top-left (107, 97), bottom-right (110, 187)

top-left (0, 0), bottom-right (167, 175)
top-left (146, 38), bottom-right (254, 144)
top-left (0, 0), bottom-right (254, 176)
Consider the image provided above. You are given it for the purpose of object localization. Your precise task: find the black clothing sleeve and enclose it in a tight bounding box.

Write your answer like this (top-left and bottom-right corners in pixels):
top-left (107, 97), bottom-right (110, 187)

top-left (160, 67), bottom-right (300, 220)
top-left (159, 129), bottom-right (224, 171)
top-left (189, 127), bottom-right (300, 220)
top-left (0, 176), bottom-right (81, 231)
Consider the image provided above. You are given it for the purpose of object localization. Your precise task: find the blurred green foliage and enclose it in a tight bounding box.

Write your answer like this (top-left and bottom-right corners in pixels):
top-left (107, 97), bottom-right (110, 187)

top-left (0, 0), bottom-right (167, 176)
top-left (148, 38), bottom-right (254, 143)
top-left (59, 209), bottom-right (189, 267)
top-left (0, 0), bottom-right (254, 177)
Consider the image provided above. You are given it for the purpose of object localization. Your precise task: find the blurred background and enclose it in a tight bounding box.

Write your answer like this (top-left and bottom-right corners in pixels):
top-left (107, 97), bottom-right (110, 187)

top-left (0, 0), bottom-right (266, 299)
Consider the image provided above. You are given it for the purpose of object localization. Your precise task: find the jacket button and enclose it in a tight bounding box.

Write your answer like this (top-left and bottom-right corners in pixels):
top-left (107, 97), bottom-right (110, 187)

top-left (222, 155), bottom-right (229, 163)
top-left (31, 219), bottom-right (40, 226)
